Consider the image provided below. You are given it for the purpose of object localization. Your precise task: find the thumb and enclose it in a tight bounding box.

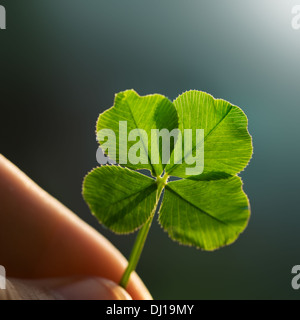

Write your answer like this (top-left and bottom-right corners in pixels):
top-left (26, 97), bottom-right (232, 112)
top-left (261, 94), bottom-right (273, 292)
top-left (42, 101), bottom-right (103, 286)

top-left (0, 277), bottom-right (132, 300)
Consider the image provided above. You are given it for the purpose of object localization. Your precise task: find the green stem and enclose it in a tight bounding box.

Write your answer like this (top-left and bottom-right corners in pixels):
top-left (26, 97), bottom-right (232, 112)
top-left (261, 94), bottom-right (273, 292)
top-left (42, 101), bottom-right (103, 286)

top-left (119, 173), bottom-right (169, 288)
top-left (119, 216), bottom-right (153, 288)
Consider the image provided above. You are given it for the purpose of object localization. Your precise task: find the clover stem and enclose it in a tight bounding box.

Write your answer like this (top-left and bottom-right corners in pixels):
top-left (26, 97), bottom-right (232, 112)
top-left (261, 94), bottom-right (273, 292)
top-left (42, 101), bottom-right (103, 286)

top-left (156, 173), bottom-right (169, 199)
top-left (119, 173), bottom-right (169, 289)
top-left (119, 216), bottom-right (153, 288)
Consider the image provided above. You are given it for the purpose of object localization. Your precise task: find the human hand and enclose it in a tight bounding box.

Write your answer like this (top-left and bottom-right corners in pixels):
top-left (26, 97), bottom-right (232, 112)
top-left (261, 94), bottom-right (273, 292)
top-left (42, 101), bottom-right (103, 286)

top-left (0, 155), bottom-right (152, 300)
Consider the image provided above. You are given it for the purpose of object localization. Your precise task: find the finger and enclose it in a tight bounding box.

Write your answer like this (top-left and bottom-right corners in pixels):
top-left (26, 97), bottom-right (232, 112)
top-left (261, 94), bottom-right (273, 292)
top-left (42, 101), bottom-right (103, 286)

top-left (0, 154), bottom-right (152, 300)
top-left (0, 277), bottom-right (132, 300)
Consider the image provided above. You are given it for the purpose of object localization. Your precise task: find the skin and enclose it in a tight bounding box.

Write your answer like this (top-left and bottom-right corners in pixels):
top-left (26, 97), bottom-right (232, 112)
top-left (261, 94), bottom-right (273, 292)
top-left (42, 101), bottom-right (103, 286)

top-left (0, 154), bottom-right (152, 300)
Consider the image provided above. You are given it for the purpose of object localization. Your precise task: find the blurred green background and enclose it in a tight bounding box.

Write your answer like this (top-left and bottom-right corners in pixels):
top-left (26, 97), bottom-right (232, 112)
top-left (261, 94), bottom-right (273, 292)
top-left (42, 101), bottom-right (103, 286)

top-left (1, 0), bottom-right (300, 299)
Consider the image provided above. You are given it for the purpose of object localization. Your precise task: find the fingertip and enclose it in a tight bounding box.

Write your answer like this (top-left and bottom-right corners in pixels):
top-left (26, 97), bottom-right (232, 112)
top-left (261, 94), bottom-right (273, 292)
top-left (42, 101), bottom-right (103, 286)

top-left (126, 272), bottom-right (153, 300)
top-left (52, 277), bottom-right (133, 300)
top-left (2, 277), bottom-right (133, 300)
top-left (0, 154), bottom-right (152, 300)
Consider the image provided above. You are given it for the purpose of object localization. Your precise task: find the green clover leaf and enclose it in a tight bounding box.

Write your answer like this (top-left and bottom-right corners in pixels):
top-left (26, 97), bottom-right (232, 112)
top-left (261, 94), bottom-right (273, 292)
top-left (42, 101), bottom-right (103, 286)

top-left (83, 165), bottom-right (158, 233)
top-left (96, 89), bottom-right (178, 177)
top-left (165, 90), bottom-right (252, 178)
top-left (82, 89), bottom-right (253, 288)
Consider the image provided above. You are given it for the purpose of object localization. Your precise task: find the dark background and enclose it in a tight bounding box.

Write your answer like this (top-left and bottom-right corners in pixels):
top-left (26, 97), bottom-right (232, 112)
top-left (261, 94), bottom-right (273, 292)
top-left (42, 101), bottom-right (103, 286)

top-left (1, 0), bottom-right (300, 299)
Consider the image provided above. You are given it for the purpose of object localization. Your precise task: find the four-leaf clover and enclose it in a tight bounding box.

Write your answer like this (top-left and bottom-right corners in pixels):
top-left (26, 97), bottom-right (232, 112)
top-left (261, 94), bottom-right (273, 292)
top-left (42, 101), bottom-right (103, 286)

top-left (82, 89), bottom-right (252, 286)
